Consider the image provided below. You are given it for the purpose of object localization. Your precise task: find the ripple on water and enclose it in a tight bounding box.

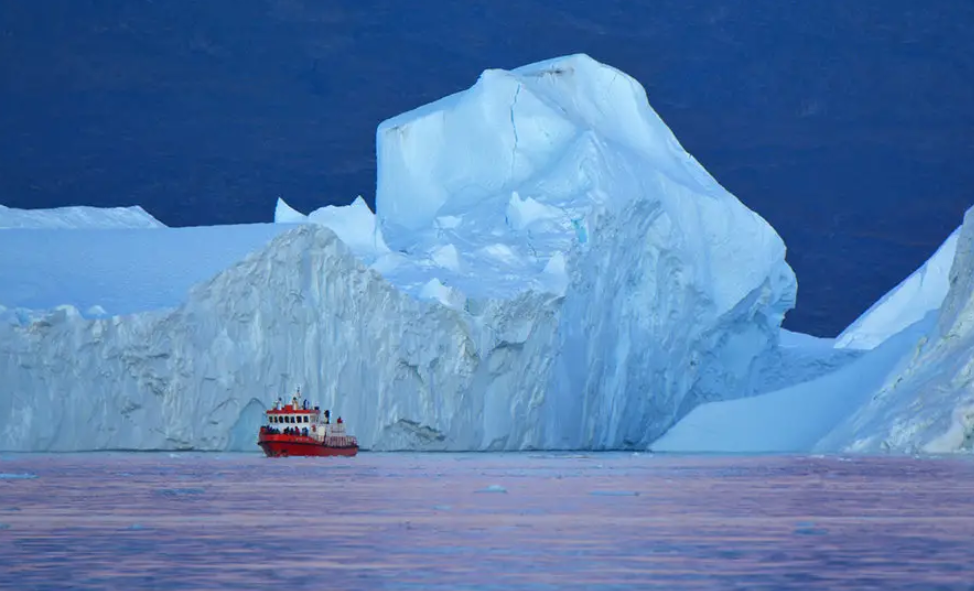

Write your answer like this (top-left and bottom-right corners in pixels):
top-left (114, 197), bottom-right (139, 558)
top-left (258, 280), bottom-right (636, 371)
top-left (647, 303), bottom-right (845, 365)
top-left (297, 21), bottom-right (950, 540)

top-left (0, 452), bottom-right (972, 590)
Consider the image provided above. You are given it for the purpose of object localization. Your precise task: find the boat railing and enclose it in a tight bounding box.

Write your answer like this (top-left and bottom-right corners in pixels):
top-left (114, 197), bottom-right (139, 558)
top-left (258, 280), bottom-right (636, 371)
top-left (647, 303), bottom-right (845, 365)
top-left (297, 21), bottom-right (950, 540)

top-left (259, 425), bottom-right (358, 446)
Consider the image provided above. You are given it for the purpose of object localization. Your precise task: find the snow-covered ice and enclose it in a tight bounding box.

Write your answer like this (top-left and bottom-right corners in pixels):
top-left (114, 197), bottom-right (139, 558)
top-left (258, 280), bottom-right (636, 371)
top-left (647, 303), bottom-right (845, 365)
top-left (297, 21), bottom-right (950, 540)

top-left (374, 55), bottom-right (795, 316)
top-left (0, 204), bottom-right (165, 230)
top-left (0, 54), bottom-right (796, 452)
top-left (0, 224), bottom-right (295, 317)
top-left (275, 196), bottom-right (390, 261)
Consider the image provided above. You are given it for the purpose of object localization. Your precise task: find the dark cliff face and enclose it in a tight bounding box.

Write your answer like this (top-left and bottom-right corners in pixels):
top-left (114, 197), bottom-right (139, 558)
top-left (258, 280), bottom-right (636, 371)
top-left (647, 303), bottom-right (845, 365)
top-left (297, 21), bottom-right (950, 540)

top-left (1, 0), bottom-right (971, 336)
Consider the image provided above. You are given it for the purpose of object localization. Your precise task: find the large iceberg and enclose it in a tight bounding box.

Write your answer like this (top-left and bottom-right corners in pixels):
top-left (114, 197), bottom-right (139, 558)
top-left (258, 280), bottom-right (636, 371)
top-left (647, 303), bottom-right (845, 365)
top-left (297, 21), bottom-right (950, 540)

top-left (817, 205), bottom-right (974, 453)
top-left (654, 205), bottom-right (974, 455)
top-left (651, 320), bottom-right (927, 453)
top-left (0, 54), bottom-right (796, 452)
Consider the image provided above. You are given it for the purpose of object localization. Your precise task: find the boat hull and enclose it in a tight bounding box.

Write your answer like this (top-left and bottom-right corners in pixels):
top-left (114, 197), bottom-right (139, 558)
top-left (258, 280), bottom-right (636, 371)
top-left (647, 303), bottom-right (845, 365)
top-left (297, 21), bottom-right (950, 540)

top-left (258, 434), bottom-right (358, 458)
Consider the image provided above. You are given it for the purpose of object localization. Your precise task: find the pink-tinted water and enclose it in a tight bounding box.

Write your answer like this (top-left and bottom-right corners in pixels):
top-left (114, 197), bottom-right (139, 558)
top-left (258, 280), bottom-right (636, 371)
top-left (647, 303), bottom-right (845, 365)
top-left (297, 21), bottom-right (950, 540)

top-left (1, 452), bottom-right (973, 590)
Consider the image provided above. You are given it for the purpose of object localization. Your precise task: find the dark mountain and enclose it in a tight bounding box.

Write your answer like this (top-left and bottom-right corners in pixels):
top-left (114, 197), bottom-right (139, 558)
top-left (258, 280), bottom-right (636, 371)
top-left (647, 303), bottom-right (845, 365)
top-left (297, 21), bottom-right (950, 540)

top-left (1, 0), bottom-right (971, 336)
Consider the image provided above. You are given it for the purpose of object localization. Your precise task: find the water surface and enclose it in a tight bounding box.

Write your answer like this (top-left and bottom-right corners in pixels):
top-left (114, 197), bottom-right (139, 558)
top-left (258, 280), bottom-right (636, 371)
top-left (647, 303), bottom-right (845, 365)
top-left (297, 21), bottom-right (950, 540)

top-left (1, 452), bottom-right (972, 589)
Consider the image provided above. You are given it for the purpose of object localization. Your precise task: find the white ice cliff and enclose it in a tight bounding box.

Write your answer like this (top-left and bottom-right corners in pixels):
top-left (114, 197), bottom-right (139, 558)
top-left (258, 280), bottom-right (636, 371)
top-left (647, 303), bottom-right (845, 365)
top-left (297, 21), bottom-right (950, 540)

top-left (0, 54), bottom-right (796, 451)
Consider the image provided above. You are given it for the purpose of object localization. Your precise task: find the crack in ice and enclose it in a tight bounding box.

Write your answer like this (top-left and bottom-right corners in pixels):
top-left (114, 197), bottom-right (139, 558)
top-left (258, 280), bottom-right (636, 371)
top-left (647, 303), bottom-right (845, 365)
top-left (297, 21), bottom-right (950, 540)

top-left (509, 83), bottom-right (522, 180)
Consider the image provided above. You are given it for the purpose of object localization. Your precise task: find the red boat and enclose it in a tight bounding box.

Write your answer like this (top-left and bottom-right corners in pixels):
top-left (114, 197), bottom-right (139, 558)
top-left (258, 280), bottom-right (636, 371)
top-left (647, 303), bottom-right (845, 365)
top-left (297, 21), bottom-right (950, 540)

top-left (257, 389), bottom-right (358, 458)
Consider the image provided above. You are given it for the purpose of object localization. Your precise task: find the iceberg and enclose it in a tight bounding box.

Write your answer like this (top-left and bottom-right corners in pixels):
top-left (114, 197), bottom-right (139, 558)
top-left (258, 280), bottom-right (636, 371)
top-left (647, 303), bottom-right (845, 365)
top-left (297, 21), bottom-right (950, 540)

top-left (0, 54), bottom-right (795, 452)
top-left (0, 225), bottom-right (560, 451)
top-left (816, 205), bottom-right (974, 453)
top-left (654, 206), bottom-right (974, 455)
top-left (651, 319), bottom-right (927, 453)
top-left (834, 226), bottom-right (960, 351)
top-left (0, 203), bottom-right (165, 229)
top-left (375, 55), bottom-right (794, 314)
top-left (0, 223), bottom-right (294, 317)
top-left (750, 329), bottom-right (864, 398)
top-left (275, 196), bottom-right (390, 261)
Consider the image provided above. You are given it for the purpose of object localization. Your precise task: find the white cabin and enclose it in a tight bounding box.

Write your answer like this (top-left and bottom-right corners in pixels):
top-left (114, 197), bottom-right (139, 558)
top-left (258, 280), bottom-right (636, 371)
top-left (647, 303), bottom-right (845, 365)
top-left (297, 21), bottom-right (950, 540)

top-left (262, 391), bottom-right (354, 446)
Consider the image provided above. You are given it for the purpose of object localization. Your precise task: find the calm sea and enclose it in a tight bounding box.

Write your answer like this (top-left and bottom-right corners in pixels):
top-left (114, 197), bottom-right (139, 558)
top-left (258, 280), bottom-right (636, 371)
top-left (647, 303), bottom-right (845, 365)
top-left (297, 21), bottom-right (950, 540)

top-left (1, 451), bottom-right (973, 590)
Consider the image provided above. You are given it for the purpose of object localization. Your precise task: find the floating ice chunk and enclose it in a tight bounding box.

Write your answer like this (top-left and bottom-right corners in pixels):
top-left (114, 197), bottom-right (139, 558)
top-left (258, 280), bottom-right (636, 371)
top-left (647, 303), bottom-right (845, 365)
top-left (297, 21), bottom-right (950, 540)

top-left (154, 487), bottom-right (206, 497)
top-left (589, 490), bottom-right (640, 497)
top-left (476, 484), bottom-right (508, 493)
top-left (793, 522), bottom-right (828, 536)
top-left (0, 473), bottom-right (37, 479)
